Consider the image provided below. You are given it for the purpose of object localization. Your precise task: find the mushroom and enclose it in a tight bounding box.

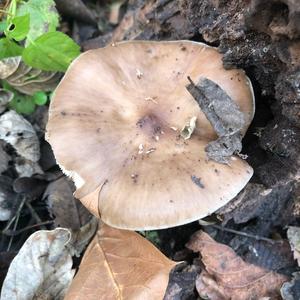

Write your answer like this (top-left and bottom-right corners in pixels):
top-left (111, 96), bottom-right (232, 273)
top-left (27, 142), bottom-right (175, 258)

top-left (46, 41), bottom-right (255, 230)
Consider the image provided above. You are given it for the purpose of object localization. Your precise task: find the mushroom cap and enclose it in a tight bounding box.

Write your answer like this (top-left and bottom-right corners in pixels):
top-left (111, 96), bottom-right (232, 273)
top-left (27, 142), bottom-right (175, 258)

top-left (46, 41), bottom-right (255, 230)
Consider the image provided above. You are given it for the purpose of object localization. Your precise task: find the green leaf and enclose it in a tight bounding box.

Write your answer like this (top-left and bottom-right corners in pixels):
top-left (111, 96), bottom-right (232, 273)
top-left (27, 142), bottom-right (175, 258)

top-left (33, 91), bottom-right (48, 105)
top-left (5, 14), bottom-right (30, 41)
top-left (0, 21), bottom-right (7, 32)
top-left (16, 0), bottom-right (59, 45)
top-left (0, 38), bottom-right (23, 60)
top-left (22, 31), bottom-right (80, 72)
top-left (9, 94), bottom-right (36, 115)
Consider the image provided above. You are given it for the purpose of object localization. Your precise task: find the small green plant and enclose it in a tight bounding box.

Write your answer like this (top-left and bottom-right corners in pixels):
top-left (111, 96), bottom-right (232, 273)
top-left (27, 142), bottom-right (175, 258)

top-left (0, 0), bottom-right (80, 114)
top-left (2, 81), bottom-right (50, 114)
top-left (0, 0), bottom-right (80, 72)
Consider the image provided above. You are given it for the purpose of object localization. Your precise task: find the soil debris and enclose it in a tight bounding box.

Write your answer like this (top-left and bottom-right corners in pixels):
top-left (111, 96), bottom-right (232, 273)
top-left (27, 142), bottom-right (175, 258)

top-left (180, 116), bottom-right (197, 140)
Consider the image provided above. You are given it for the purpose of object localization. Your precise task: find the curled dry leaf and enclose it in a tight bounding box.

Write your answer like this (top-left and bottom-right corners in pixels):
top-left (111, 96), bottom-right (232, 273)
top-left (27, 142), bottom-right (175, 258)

top-left (65, 223), bottom-right (176, 300)
top-left (0, 110), bottom-right (40, 162)
top-left (0, 57), bottom-right (21, 79)
top-left (1, 228), bottom-right (75, 300)
top-left (5, 60), bottom-right (61, 96)
top-left (187, 230), bottom-right (288, 300)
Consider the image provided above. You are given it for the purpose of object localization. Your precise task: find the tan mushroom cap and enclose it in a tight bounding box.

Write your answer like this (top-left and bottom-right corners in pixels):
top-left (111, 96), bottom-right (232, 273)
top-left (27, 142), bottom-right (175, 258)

top-left (47, 41), bottom-right (255, 230)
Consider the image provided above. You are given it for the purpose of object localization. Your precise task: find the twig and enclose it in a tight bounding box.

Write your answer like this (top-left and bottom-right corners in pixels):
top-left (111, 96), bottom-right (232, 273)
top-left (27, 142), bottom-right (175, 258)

top-left (25, 202), bottom-right (47, 230)
top-left (3, 195), bottom-right (26, 232)
top-left (204, 223), bottom-right (282, 245)
top-left (7, 212), bottom-right (19, 251)
top-left (2, 220), bottom-right (54, 236)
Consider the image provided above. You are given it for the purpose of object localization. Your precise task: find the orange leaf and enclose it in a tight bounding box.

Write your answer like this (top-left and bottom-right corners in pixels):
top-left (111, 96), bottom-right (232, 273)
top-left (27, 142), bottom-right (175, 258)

top-left (187, 231), bottom-right (288, 300)
top-left (65, 223), bottom-right (176, 300)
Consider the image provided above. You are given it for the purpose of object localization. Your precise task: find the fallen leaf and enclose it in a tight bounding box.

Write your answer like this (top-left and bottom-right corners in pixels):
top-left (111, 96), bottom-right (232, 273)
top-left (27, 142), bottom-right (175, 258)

top-left (0, 57), bottom-right (21, 79)
top-left (5, 60), bottom-right (61, 95)
top-left (1, 228), bottom-right (75, 300)
top-left (0, 175), bottom-right (16, 221)
top-left (0, 252), bottom-right (17, 288)
top-left (44, 177), bottom-right (98, 256)
top-left (65, 222), bottom-right (176, 300)
top-left (287, 226), bottom-right (300, 266)
top-left (0, 110), bottom-right (40, 162)
top-left (0, 142), bottom-right (10, 174)
top-left (281, 272), bottom-right (300, 300)
top-left (15, 157), bottom-right (43, 177)
top-left (45, 177), bottom-right (85, 230)
top-left (187, 230), bottom-right (288, 300)
top-left (0, 89), bottom-right (13, 113)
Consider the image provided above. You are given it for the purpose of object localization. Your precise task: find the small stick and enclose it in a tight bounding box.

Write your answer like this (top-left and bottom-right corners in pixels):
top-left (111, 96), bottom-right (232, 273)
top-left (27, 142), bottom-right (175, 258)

top-left (25, 202), bottom-right (47, 230)
top-left (3, 195), bottom-right (26, 232)
top-left (2, 220), bottom-right (54, 236)
top-left (7, 212), bottom-right (20, 251)
top-left (204, 223), bottom-right (282, 245)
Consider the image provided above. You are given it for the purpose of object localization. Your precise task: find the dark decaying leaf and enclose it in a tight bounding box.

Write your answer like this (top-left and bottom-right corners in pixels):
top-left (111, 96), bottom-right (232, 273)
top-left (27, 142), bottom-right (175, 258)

top-left (44, 177), bottom-right (98, 256)
top-left (0, 110), bottom-right (40, 162)
top-left (287, 226), bottom-right (300, 266)
top-left (163, 263), bottom-right (199, 300)
top-left (64, 222), bottom-right (176, 300)
top-left (281, 272), bottom-right (300, 300)
top-left (0, 175), bottom-right (17, 221)
top-left (0, 89), bottom-right (13, 113)
top-left (187, 230), bottom-right (288, 300)
top-left (0, 143), bottom-right (10, 174)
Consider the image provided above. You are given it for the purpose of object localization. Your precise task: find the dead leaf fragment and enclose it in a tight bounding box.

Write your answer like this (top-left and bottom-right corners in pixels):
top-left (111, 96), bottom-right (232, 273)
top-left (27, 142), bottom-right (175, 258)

top-left (0, 142), bottom-right (9, 174)
top-left (65, 223), bottom-right (176, 300)
top-left (187, 230), bottom-right (288, 300)
top-left (44, 177), bottom-right (98, 256)
top-left (0, 110), bottom-right (40, 162)
top-left (287, 226), bottom-right (300, 266)
top-left (1, 228), bottom-right (75, 300)
top-left (0, 57), bottom-right (21, 79)
top-left (0, 89), bottom-right (13, 114)
top-left (281, 272), bottom-right (300, 300)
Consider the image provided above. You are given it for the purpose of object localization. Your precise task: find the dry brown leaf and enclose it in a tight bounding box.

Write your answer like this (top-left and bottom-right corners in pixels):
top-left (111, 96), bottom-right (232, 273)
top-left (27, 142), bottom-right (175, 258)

top-left (187, 230), bottom-right (288, 300)
top-left (65, 223), bottom-right (176, 300)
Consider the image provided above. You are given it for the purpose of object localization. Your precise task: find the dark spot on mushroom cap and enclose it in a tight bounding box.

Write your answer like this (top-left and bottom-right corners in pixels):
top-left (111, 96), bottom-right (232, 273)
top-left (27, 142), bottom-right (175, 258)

top-left (60, 111), bottom-right (67, 116)
top-left (191, 175), bottom-right (205, 189)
